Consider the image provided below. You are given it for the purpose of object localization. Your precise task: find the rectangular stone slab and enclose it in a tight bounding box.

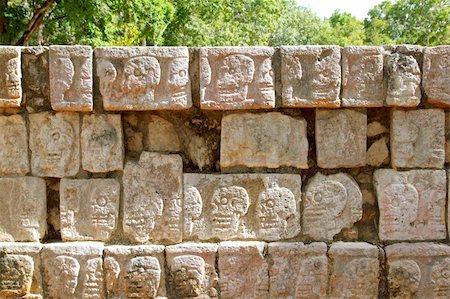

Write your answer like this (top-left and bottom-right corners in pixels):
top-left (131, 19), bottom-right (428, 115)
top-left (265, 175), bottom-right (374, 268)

top-left (423, 46), bottom-right (450, 106)
top-left (22, 47), bottom-right (50, 112)
top-left (0, 47), bottom-right (21, 108)
top-left (0, 115), bottom-right (29, 176)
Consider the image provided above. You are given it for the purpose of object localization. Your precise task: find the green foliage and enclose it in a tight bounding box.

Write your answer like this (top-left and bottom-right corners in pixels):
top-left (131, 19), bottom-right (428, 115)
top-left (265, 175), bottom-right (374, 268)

top-left (318, 10), bottom-right (366, 46)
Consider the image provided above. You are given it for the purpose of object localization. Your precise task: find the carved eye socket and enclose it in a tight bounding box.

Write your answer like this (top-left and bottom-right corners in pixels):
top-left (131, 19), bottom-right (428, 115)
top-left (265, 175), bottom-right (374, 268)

top-left (220, 197), bottom-right (228, 205)
top-left (179, 70), bottom-right (186, 77)
top-left (266, 199), bottom-right (274, 208)
top-left (443, 270), bottom-right (450, 278)
top-left (96, 196), bottom-right (107, 207)
top-left (229, 68), bottom-right (236, 74)
top-left (52, 132), bottom-right (60, 141)
top-left (134, 68), bottom-right (142, 77)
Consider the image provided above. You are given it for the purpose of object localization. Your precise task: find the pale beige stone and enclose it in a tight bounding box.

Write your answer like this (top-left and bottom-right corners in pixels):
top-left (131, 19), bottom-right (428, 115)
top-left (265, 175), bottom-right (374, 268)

top-left (96, 47), bottom-right (191, 111)
top-left (200, 47), bottom-right (275, 110)
top-left (123, 152), bottom-right (183, 243)
top-left (268, 242), bottom-right (328, 298)
top-left (391, 109), bottom-right (445, 169)
top-left (367, 121), bottom-right (388, 137)
top-left (218, 241), bottom-right (268, 299)
top-left (81, 114), bottom-right (124, 172)
top-left (445, 112), bottom-right (450, 163)
top-left (0, 115), bottom-right (29, 175)
top-left (316, 109), bottom-right (367, 168)
top-left (303, 173), bottom-right (362, 241)
top-left (145, 115), bottom-right (181, 152)
top-left (362, 189), bottom-right (376, 205)
top-left (367, 137), bottom-right (389, 167)
top-left (22, 47), bottom-right (50, 112)
top-left (374, 169), bottom-right (446, 241)
top-left (184, 173), bottom-right (302, 241)
top-left (423, 46), bottom-right (450, 106)
top-left (0, 47), bottom-right (21, 108)
top-left (60, 179), bottom-right (120, 241)
top-left (49, 46), bottom-right (93, 111)
top-left (221, 112), bottom-right (308, 169)
top-left (281, 46), bottom-right (341, 107)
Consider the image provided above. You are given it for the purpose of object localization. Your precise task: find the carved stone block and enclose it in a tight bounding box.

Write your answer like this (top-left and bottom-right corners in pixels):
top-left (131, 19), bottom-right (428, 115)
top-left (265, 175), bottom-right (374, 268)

top-left (374, 169), bottom-right (447, 241)
top-left (49, 46), bottom-right (93, 111)
top-left (184, 173), bottom-right (302, 241)
top-left (29, 112), bottom-right (80, 177)
top-left (200, 47), bottom-right (275, 110)
top-left (0, 47), bottom-right (21, 108)
top-left (391, 109), bottom-right (445, 169)
top-left (281, 46), bottom-right (341, 107)
top-left (0, 115), bottom-right (29, 175)
top-left (218, 241), bottom-right (268, 299)
top-left (303, 173), bottom-right (362, 241)
top-left (95, 47), bottom-right (191, 110)
top-left (268, 242), bottom-right (328, 298)
top-left (342, 46), bottom-right (384, 107)
top-left (81, 114), bottom-right (124, 172)
top-left (22, 47), bottom-right (50, 112)
top-left (0, 177), bottom-right (46, 242)
top-left (423, 46), bottom-right (450, 106)
top-left (316, 109), bottom-right (366, 168)
top-left (123, 152), bottom-right (183, 243)
top-left (221, 112), bottom-right (308, 169)
top-left (60, 179), bottom-right (120, 241)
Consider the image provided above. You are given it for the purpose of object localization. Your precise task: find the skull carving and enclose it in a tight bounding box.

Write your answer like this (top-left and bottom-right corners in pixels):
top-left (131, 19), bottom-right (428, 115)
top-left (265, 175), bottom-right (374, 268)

top-left (183, 186), bottom-right (203, 236)
top-left (122, 56), bottom-right (161, 101)
top-left (89, 186), bottom-right (117, 239)
top-left (256, 58), bottom-right (274, 101)
top-left (83, 259), bottom-right (103, 298)
top-left (3, 57), bottom-right (21, 99)
top-left (170, 255), bottom-right (207, 297)
top-left (217, 54), bottom-right (254, 102)
top-left (295, 257), bottom-right (327, 299)
top-left (47, 256), bottom-right (80, 298)
top-left (388, 260), bottom-right (421, 299)
top-left (0, 255), bottom-right (34, 297)
top-left (125, 257), bottom-right (161, 299)
top-left (52, 57), bottom-right (75, 102)
top-left (431, 258), bottom-right (450, 299)
top-left (169, 57), bottom-right (189, 100)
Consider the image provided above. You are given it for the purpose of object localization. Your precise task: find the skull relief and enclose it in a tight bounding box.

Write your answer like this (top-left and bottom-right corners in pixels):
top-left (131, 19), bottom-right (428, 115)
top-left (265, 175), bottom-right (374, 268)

top-left (47, 256), bottom-right (80, 298)
top-left (121, 56), bottom-right (161, 100)
top-left (388, 260), bottom-right (421, 299)
top-left (217, 54), bottom-right (255, 102)
top-left (89, 186), bottom-right (117, 238)
top-left (169, 57), bottom-right (189, 100)
top-left (125, 256), bottom-right (161, 299)
top-left (0, 255), bottom-right (34, 297)
top-left (171, 255), bottom-right (207, 297)
top-left (3, 57), bottom-right (21, 99)
top-left (431, 258), bottom-right (450, 299)
top-left (83, 259), bottom-right (103, 298)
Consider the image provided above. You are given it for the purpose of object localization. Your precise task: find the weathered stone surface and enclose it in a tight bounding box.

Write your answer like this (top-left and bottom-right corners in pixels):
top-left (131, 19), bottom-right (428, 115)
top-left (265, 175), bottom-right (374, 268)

top-left (22, 47), bottom-right (50, 112)
top-left (60, 179), bottom-right (120, 241)
top-left (446, 112), bottom-right (450, 163)
top-left (41, 243), bottom-right (104, 299)
top-left (391, 109), bottom-right (445, 169)
top-left (303, 173), bottom-right (362, 241)
top-left (221, 112), bottom-right (308, 169)
top-left (184, 173), bottom-right (302, 241)
top-left (374, 169), bottom-right (446, 241)
top-left (423, 46), bottom-right (450, 106)
top-left (96, 47), bottom-right (191, 110)
top-left (123, 152), bottom-right (183, 243)
top-left (0, 177), bottom-right (46, 242)
top-left (367, 137), bottom-right (389, 167)
top-left (0, 115), bottom-right (29, 175)
top-left (281, 46), bottom-right (341, 107)
top-left (316, 109), bottom-right (367, 168)
top-left (0, 47), bottom-right (21, 108)
top-left (268, 242), bottom-right (328, 298)
top-left (166, 243), bottom-right (219, 298)
top-left (104, 245), bottom-right (166, 298)
top-left (29, 112), bottom-right (80, 177)
top-left (329, 242), bottom-right (380, 299)
top-left (49, 46), bottom-right (93, 111)
top-left (367, 121), bottom-right (388, 137)
top-left (218, 241), bottom-right (268, 299)
top-left (81, 114), bottom-right (124, 172)
top-left (200, 47), bottom-right (275, 110)
top-left (145, 114), bottom-right (181, 152)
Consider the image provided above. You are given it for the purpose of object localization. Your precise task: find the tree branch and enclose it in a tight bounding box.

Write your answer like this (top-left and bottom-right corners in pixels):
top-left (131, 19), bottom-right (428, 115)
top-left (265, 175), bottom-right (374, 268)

top-left (16, 0), bottom-right (55, 45)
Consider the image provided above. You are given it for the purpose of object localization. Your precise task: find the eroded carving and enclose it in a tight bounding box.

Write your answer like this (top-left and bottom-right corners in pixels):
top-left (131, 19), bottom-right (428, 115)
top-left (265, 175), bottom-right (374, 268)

top-left (22, 47), bottom-right (50, 112)
top-left (388, 260), bottom-right (421, 299)
top-left (0, 47), bottom-right (21, 107)
top-left (423, 46), bottom-right (450, 106)
top-left (47, 256), bottom-right (80, 298)
top-left (431, 258), bottom-right (450, 299)
top-left (83, 259), bottom-right (103, 299)
top-left (0, 115), bottom-right (29, 175)
top-left (183, 186), bottom-right (203, 237)
top-left (125, 257), bottom-right (161, 298)
top-left (0, 254), bottom-right (34, 297)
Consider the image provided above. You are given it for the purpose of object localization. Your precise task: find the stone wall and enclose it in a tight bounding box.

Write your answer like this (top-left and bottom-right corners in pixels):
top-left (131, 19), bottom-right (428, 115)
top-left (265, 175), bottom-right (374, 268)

top-left (0, 44), bottom-right (449, 298)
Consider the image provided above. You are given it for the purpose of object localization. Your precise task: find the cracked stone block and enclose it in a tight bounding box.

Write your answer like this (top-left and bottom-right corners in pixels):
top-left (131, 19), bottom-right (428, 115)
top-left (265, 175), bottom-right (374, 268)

top-left (0, 115), bottom-right (29, 175)
top-left (374, 169), bottom-right (446, 241)
top-left (0, 47), bottom-right (21, 108)
top-left (60, 179), bottom-right (120, 241)
top-left (423, 46), bottom-right (450, 106)
top-left (221, 112), bottom-right (308, 169)
top-left (184, 173), bottom-right (302, 241)
top-left (303, 173), bottom-right (362, 241)
top-left (268, 242), bottom-right (328, 298)
top-left (49, 46), bottom-right (93, 111)
top-left (281, 46), bottom-right (341, 107)
top-left (316, 109), bottom-right (366, 168)
top-left (391, 109), bottom-right (445, 169)
top-left (29, 112), bottom-right (80, 178)
top-left (200, 47), bottom-right (275, 110)
top-left (96, 47), bottom-right (191, 111)
top-left (104, 245), bottom-right (166, 299)
top-left (22, 47), bottom-right (50, 112)
top-left (123, 152), bottom-right (183, 243)
top-left (218, 241), bottom-right (268, 299)
top-left (81, 114), bottom-right (124, 172)
top-left (0, 177), bottom-right (46, 242)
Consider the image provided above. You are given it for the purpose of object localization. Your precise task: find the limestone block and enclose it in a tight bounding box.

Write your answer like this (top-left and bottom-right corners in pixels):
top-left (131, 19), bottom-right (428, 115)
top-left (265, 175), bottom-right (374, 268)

top-left (367, 121), bottom-right (388, 137)
top-left (96, 47), bottom-right (191, 110)
top-left (41, 243), bottom-right (104, 299)
top-left (391, 109), bottom-right (445, 169)
top-left (49, 46), bottom-right (93, 111)
top-left (367, 137), bottom-right (389, 167)
top-left (81, 114), bottom-right (124, 172)
top-left (184, 173), bottom-right (302, 241)
top-left (281, 46), bottom-right (341, 107)
top-left (374, 169), bottom-right (446, 241)
top-left (200, 47), bottom-right (275, 110)
top-left (329, 242), bottom-right (380, 299)
top-left (29, 112), bottom-right (80, 177)
top-left (342, 46), bottom-right (384, 107)
top-left (221, 112), bottom-right (308, 169)
top-left (423, 46), bottom-right (450, 106)
top-left (316, 109), bottom-right (367, 168)
top-left (268, 242), bottom-right (328, 298)
top-left (60, 179), bottom-right (120, 241)
top-left (166, 243), bottom-right (219, 298)
top-left (123, 152), bottom-right (183, 243)
top-left (0, 115), bottom-right (29, 175)
top-left (145, 115), bottom-right (181, 152)
top-left (22, 47), bottom-right (50, 112)
top-left (446, 112), bottom-right (450, 163)
top-left (104, 245), bottom-right (166, 298)
top-left (218, 241), bottom-right (268, 299)
top-left (0, 47), bottom-right (21, 108)
top-left (386, 243), bottom-right (450, 299)
top-left (303, 173), bottom-right (362, 241)
top-left (0, 177), bottom-right (46, 242)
